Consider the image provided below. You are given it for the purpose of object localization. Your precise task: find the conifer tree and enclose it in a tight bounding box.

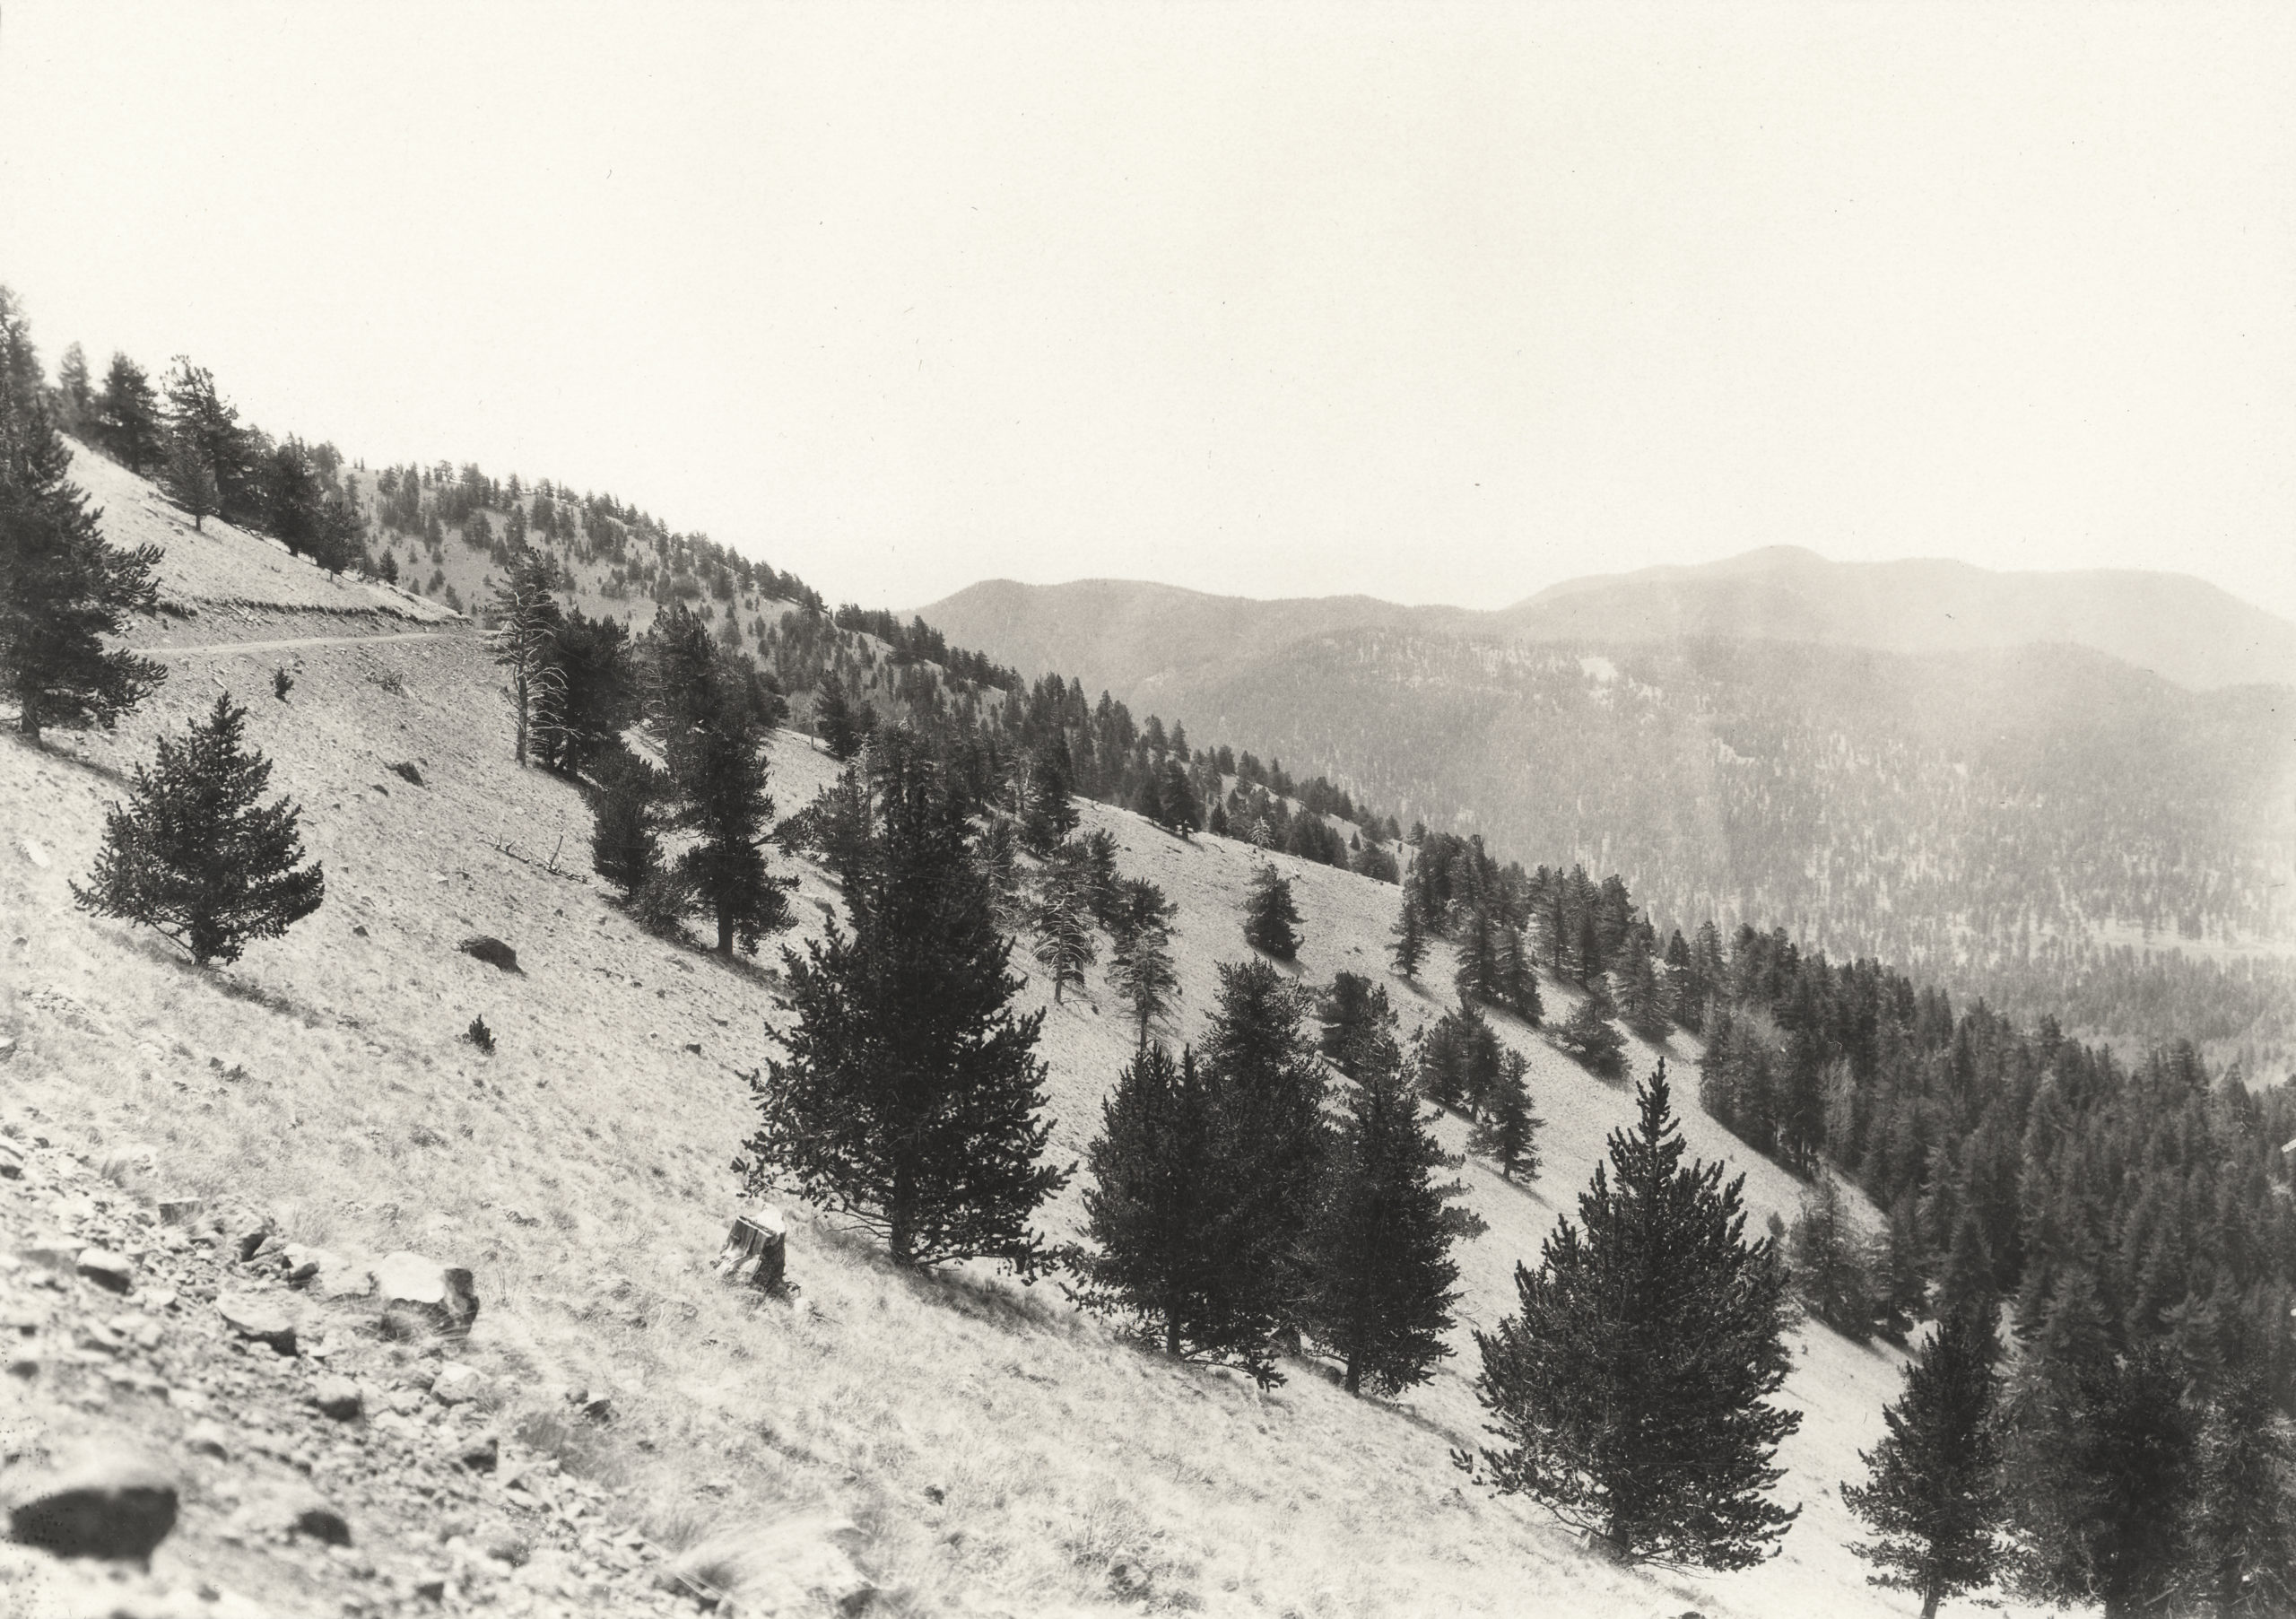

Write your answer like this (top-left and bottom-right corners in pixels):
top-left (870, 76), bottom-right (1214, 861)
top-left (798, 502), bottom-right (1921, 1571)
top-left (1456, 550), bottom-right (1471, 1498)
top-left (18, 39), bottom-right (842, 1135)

top-left (485, 551), bottom-right (566, 766)
top-left (53, 342), bottom-right (92, 437)
top-left (72, 694), bottom-right (325, 964)
top-left (743, 728), bottom-right (1066, 1269)
top-left (1790, 1175), bottom-right (1875, 1340)
top-left (1390, 888), bottom-right (1428, 978)
top-left (1462, 1062), bottom-right (1801, 1568)
top-left (588, 744), bottom-right (667, 901)
top-left (93, 353), bottom-right (163, 474)
top-left (1318, 971), bottom-right (1392, 1082)
top-left (649, 605), bottom-right (793, 954)
top-left (1242, 862), bottom-right (1302, 962)
top-left (1553, 983), bottom-right (1628, 1076)
top-left (2, 295), bottom-right (166, 743)
top-left (813, 679), bottom-right (871, 762)
top-left (1614, 930), bottom-right (1668, 1038)
top-left (1201, 958), bottom-right (1329, 1352)
top-left (1074, 1042), bottom-right (1280, 1375)
top-left (1020, 738), bottom-right (1079, 853)
top-left (1467, 1049), bottom-right (1541, 1181)
top-left (2002, 1273), bottom-right (2199, 1619)
top-left (1107, 877), bottom-right (1180, 1049)
top-left (1028, 848), bottom-right (1097, 1004)
top-left (1842, 1304), bottom-right (2007, 1619)
top-left (2196, 1370), bottom-right (2296, 1617)
top-left (161, 358), bottom-right (254, 523)
top-left (1302, 1040), bottom-right (1466, 1396)
top-left (162, 434), bottom-right (221, 531)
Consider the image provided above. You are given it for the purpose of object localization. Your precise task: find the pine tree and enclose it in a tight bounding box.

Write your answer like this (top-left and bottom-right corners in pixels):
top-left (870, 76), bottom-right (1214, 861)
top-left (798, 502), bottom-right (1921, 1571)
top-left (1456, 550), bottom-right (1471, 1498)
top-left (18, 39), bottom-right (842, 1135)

top-left (1553, 984), bottom-right (1628, 1076)
top-left (1496, 919), bottom-right (1544, 1024)
top-left (2196, 1371), bottom-right (2296, 1618)
top-left (813, 679), bottom-right (871, 762)
top-left (72, 694), bottom-right (326, 965)
top-left (1301, 1041), bottom-right (1466, 1397)
top-left (93, 353), bottom-right (163, 474)
top-left (1467, 1049), bottom-right (1541, 1181)
top-left (1318, 971), bottom-right (1392, 1082)
top-left (1790, 1174), bottom-right (1875, 1340)
top-left (2003, 1273), bottom-right (2200, 1619)
top-left (161, 358), bottom-right (254, 523)
top-left (1462, 1062), bottom-right (1801, 1568)
top-left (1107, 877), bottom-right (1180, 1049)
top-left (1201, 958), bottom-right (1329, 1357)
top-left (1020, 738), bottom-right (1079, 853)
top-left (588, 744), bottom-right (667, 901)
top-left (53, 342), bottom-right (92, 437)
top-left (743, 729), bottom-right (1066, 1269)
top-left (1390, 888), bottom-right (1428, 978)
top-left (485, 551), bottom-right (566, 766)
top-left (649, 606), bottom-right (794, 955)
top-left (1242, 862), bottom-right (1302, 962)
top-left (1614, 930), bottom-right (1668, 1038)
top-left (1842, 1304), bottom-right (2007, 1618)
top-left (1074, 1042), bottom-right (1280, 1376)
top-left (1028, 848), bottom-right (1097, 1004)
top-left (1, 292), bottom-right (166, 742)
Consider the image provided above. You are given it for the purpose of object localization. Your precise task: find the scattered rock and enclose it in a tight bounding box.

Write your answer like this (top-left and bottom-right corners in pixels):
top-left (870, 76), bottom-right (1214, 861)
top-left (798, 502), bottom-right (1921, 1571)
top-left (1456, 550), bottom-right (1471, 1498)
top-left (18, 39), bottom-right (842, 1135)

top-left (213, 1292), bottom-right (298, 1355)
top-left (388, 762), bottom-right (424, 786)
top-left (481, 1528), bottom-right (530, 1567)
top-left (454, 1432), bottom-right (500, 1474)
top-left (312, 1374), bottom-right (363, 1420)
top-left (183, 1421), bottom-right (232, 1460)
top-left (715, 1206), bottom-right (787, 1293)
top-left (457, 936), bottom-right (519, 973)
top-left (0, 1034), bottom-right (15, 1062)
top-left (430, 1362), bottom-right (487, 1406)
top-left (0, 1141), bottom-right (22, 1179)
top-left (76, 1248), bottom-right (135, 1294)
top-left (376, 1250), bottom-right (479, 1337)
top-left (4, 1445), bottom-right (178, 1563)
top-left (283, 1491), bottom-right (352, 1547)
top-left (155, 1197), bottom-right (206, 1226)
top-left (19, 839), bottom-right (49, 869)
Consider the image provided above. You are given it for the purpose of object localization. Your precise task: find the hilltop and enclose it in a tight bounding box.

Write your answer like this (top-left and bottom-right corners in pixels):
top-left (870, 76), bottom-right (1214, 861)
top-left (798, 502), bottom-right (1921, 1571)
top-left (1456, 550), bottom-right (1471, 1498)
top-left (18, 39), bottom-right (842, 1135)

top-left (2, 447), bottom-right (1981, 1617)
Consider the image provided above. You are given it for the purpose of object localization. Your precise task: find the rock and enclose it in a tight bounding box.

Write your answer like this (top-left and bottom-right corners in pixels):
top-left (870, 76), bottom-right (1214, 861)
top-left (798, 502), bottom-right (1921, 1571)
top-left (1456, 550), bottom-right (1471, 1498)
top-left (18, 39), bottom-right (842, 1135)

top-left (155, 1197), bottom-right (206, 1227)
top-left (375, 1251), bottom-right (478, 1337)
top-left (184, 1421), bottom-right (232, 1460)
top-left (714, 1206), bottom-right (787, 1293)
top-left (412, 1573), bottom-right (448, 1602)
top-left (4, 1446), bottom-right (178, 1563)
top-left (283, 1491), bottom-right (352, 1547)
top-left (481, 1528), bottom-right (530, 1567)
top-left (453, 1431), bottom-right (499, 1474)
top-left (388, 762), bottom-right (424, 787)
top-left (277, 1244), bottom-right (335, 1285)
top-left (457, 936), bottom-right (519, 973)
top-left (76, 1248), bottom-right (135, 1293)
top-left (665, 1515), bottom-right (875, 1618)
top-left (430, 1362), bottom-right (487, 1406)
top-left (312, 1374), bottom-right (363, 1420)
top-left (0, 1034), bottom-right (16, 1062)
top-left (20, 838), bottom-right (49, 869)
top-left (214, 1292), bottom-right (297, 1355)
top-left (314, 1256), bottom-right (375, 1301)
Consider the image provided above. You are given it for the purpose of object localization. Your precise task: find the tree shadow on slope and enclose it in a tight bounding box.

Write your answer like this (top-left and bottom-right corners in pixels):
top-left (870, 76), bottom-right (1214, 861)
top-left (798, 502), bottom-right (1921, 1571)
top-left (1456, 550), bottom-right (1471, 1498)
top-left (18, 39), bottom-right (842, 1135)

top-left (3, 729), bottom-right (133, 788)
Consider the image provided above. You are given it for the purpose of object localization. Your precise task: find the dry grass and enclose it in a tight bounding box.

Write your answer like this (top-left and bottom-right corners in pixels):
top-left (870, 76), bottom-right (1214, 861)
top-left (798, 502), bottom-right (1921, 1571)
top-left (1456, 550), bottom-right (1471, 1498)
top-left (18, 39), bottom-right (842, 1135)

top-left (0, 460), bottom-right (2051, 1617)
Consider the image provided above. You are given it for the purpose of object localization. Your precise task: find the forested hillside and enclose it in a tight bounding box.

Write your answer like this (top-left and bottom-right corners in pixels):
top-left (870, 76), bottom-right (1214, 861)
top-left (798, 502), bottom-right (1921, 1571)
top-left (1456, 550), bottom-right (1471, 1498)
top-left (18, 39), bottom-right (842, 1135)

top-left (926, 583), bottom-right (2296, 1064)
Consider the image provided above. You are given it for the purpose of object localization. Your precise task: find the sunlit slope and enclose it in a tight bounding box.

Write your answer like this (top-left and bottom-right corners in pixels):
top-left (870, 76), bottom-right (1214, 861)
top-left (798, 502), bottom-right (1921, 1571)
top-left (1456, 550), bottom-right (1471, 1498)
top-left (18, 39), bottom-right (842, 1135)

top-left (0, 457), bottom-right (2030, 1616)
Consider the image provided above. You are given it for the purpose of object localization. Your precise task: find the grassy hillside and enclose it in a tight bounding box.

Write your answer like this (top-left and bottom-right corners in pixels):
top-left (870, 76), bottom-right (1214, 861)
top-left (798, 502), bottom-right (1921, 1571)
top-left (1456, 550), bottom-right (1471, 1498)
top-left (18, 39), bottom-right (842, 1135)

top-left (0, 455), bottom-right (2026, 1616)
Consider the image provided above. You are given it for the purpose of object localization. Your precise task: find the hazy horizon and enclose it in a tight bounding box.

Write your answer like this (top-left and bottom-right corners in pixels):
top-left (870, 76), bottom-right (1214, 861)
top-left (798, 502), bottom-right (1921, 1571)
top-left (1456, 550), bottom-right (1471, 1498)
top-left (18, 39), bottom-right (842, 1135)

top-left (5, 4), bottom-right (2292, 624)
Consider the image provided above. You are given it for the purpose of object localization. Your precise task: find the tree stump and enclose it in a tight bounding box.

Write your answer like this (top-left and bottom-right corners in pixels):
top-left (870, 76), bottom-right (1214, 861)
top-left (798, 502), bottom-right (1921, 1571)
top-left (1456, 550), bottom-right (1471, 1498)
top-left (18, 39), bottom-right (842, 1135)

top-left (716, 1206), bottom-right (787, 1293)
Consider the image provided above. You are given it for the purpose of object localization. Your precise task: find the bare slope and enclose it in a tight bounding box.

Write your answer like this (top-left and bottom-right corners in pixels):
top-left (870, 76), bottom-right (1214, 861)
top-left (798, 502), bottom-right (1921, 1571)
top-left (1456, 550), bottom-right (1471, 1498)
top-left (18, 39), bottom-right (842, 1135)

top-left (1, 460), bottom-right (2031, 1617)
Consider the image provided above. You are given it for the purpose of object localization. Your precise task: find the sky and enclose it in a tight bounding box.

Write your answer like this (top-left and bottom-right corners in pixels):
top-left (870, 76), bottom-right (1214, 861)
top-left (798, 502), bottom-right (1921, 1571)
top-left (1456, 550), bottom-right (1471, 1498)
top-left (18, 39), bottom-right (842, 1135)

top-left (3, 4), bottom-right (2292, 622)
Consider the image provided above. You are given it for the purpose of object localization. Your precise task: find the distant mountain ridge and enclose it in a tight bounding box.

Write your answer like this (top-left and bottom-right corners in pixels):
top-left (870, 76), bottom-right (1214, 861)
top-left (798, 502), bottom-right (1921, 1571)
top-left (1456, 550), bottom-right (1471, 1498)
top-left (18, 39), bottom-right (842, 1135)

top-left (924, 547), bottom-right (2296, 699)
top-left (922, 552), bottom-right (2296, 1053)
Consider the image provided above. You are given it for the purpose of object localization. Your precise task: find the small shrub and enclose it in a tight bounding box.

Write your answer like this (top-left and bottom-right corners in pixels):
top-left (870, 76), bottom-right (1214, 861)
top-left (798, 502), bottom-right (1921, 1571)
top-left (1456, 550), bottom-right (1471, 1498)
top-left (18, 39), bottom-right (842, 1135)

top-left (272, 666), bottom-right (293, 702)
top-left (465, 1016), bottom-right (495, 1054)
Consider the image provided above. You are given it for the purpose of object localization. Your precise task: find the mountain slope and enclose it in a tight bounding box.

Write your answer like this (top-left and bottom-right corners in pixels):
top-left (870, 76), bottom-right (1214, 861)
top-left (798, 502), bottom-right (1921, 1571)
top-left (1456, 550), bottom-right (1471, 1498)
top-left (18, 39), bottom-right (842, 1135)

top-left (1, 448), bottom-right (2004, 1618)
top-left (1500, 546), bottom-right (2296, 692)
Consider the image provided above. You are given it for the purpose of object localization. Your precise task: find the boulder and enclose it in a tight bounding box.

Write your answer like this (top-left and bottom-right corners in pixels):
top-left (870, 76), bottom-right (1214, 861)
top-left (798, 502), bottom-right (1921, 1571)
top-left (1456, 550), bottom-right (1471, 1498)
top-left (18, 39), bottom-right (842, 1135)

top-left (430, 1362), bottom-right (488, 1406)
top-left (0, 1140), bottom-right (22, 1179)
top-left (183, 1422), bottom-right (232, 1460)
top-left (454, 1431), bottom-right (500, 1474)
top-left (277, 1244), bottom-right (335, 1285)
top-left (281, 1490), bottom-right (352, 1547)
top-left (714, 1206), bottom-right (787, 1293)
top-left (314, 1255), bottom-right (376, 1301)
top-left (214, 1292), bottom-right (298, 1355)
top-left (5, 1446), bottom-right (178, 1563)
top-left (312, 1375), bottom-right (363, 1420)
top-left (388, 762), bottom-right (424, 787)
top-left (663, 1514), bottom-right (874, 1617)
top-left (75, 1249), bottom-right (133, 1294)
top-left (457, 936), bottom-right (519, 973)
top-left (375, 1251), bottom-right (479, 1337)
top-left (155, 1197), bottom-right (206, 1227)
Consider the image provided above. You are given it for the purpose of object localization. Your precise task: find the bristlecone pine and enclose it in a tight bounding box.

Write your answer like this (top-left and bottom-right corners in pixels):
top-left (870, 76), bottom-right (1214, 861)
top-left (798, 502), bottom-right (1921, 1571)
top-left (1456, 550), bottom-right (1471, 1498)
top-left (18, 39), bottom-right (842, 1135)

top-left (73, 693), bottom-right (325, 964)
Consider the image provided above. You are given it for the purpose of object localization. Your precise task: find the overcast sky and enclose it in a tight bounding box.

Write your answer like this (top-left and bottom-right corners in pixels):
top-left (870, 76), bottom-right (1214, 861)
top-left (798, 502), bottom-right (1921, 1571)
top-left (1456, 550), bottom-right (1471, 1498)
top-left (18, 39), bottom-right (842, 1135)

top-left (4, 4), bottom-right (2292, 622)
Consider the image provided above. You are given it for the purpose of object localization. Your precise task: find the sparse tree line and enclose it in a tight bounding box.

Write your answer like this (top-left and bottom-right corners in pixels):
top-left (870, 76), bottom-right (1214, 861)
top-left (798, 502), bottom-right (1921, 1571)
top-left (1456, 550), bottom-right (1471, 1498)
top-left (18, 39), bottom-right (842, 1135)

top-left (17, 283), bottom-right (2296, 1608)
